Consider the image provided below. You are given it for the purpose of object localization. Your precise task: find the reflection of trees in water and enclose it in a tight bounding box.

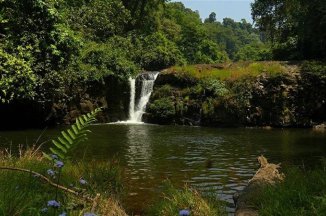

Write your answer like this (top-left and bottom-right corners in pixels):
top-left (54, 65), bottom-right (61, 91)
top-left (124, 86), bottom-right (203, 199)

top-left (125, 125), bottom-right (152, 169)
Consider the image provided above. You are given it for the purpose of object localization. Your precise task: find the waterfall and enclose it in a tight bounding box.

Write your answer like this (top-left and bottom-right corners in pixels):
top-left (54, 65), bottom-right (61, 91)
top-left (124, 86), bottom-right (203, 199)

top-left (128, 77), bottom-right (136, 121)
top-left (127, 72), bottom-right (159, 123)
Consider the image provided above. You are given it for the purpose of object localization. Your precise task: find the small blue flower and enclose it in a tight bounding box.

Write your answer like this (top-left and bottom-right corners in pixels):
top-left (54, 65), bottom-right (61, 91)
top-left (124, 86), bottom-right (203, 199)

top-left (40, 207), bottom-right (48, 213)
top-left (179, 209), bottom-right (190, 216)
top-left (55, 160), bottom-right (64, 168)
top-left (51, 154), bottom-right (58, 160)
top-left (47, 169), bottom-right (56, 176)
top-left (84, 213), bottom-right (97, 216)
top-left (47, 200), bottom-right (60, 208)
top-left (59, 212), bottom-right (67, 216)
top-left (79, 178), bottom-right (87, 185)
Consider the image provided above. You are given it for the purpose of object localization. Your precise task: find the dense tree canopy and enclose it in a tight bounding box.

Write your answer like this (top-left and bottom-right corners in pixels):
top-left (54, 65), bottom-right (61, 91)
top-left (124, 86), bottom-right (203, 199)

top-left (2, 0), bottom-right (307, 105)
top-left (252, 0), bottom-right (326, 60)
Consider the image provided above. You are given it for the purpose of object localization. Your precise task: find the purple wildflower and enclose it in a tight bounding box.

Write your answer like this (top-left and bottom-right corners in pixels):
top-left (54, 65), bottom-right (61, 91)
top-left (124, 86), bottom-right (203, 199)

top-left (51, 154), bottom-right (58, 160)
top-left (55, 160), bottom-right (64, 168)
top-left (40, 207), bottom-right (48, 213)
top-left (59, 212), bottom-right (67, 216)
top-left (47, 169), bottom-right (56, 177)
top-left (179, 209), bottom-right (190, 216)
top-left (79, 178), bottom-right (87, 185)
top-left (84, 213), bottom-right (97, 216)
top-left (47, 200), bottom-right (60, 208)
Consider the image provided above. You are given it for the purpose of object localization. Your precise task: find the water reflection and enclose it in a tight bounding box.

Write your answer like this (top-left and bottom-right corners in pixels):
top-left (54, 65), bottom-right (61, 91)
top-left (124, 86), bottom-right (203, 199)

top-left (125, 125), bottom-right (152, 168)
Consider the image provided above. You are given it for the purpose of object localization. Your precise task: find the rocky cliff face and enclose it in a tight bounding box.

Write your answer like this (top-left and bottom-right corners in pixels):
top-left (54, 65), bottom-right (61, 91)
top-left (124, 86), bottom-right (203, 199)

top-left (145, 63), bottom-right (326, 127)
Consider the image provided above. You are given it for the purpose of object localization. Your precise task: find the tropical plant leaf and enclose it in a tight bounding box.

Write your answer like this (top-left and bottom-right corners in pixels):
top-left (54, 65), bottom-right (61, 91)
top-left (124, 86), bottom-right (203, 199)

top-left (52, 140), bottom-right (67, 153)
top-left (44, 108), bottom-right (102, 160)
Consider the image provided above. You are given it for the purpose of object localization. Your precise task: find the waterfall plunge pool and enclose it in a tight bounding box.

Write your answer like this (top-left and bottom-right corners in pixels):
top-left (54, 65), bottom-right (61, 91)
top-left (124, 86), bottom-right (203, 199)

top-left (1, 125), bottom-right (326, 214)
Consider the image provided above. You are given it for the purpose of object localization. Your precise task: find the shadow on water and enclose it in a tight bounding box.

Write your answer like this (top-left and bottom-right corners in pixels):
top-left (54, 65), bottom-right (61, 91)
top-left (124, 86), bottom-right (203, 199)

top-left (1, 125), bottom-right (326, 214)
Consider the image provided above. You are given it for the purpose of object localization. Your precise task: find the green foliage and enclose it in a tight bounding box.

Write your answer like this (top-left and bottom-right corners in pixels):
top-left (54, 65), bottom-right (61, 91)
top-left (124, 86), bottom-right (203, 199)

top-left (0, 49), bottom-right (37, 103)
top-left (79, 40), bottom-right (139, 80)
top-left (200, 79), bottom-right (229, 97)
top-left (235, 43), bottom-right (272, 61)
top-left (64, 0), bottom-right (131, 41)
top-left (301, 61), bottom-right (326, 76)
top-left (152, 85), bottom-right (174, 99)
top-left (194, 40), bottom-right (229, 64)
top-left (140, 32), bottom-right (186, 70)
top-left (147, 181), bottom-right (226, 216)
top-left (204, 18), bottom-right (264, 60)
top-left (148, 97), bottom-right (176, 121)
top-left (44, 108), bottom-right (102, 160)
top-left (252, 0), bottom-right (326, 60)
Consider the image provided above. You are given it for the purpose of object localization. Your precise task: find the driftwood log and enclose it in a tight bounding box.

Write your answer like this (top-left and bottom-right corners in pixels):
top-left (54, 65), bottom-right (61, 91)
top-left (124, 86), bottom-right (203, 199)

top-left (233, 156), bottom-right (284, 216)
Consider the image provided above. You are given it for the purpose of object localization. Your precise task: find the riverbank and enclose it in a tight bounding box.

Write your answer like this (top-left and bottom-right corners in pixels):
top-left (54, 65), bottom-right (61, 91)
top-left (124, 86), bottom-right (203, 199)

top-left (0, 145), bottom-right (126, 215)
top-left (145, 61), bottom-right (326, 127)
top-left (0, 145), bottom-right (226, 216)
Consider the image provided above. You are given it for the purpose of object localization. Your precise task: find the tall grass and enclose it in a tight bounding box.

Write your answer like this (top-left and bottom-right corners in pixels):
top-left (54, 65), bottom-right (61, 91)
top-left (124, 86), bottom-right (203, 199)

top-left (147, 181), bottom-right (226, 216)
top-left (252, 163), bottom-right (326, 216)
top-left (0, 146), bottom-right (126, 216)
top-left (168, 62), bottom-right (289, 80)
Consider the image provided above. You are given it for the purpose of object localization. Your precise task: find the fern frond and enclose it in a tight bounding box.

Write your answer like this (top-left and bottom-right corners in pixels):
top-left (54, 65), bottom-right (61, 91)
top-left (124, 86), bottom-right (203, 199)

top-left (44, 108), bottom-right (102, 160)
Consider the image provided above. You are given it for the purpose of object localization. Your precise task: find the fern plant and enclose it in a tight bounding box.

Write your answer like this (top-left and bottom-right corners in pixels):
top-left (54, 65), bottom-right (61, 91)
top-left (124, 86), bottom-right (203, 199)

top-left (43, 108), bottom-right (102, 160)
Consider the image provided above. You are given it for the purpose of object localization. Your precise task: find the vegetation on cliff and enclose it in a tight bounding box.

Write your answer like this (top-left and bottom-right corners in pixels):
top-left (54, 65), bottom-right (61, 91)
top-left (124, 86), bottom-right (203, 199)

top-left (146, 61), bottom-right (326, 127)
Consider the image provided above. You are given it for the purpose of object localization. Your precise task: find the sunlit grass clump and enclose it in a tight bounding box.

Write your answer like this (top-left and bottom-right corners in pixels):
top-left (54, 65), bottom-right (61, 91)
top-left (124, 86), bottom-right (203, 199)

top-left (167, 61), bottom-right (290, 80)
top-left (147, 182), bottom-right (226, 216)
top-left (253, 164), bottom-right (326, 216)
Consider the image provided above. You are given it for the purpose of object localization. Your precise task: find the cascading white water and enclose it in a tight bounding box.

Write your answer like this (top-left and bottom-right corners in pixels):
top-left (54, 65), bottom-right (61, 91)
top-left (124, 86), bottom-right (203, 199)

top-left (128, 77), bottom-right (136, 121)
top-left (127, 72), bottom-right (159, 123)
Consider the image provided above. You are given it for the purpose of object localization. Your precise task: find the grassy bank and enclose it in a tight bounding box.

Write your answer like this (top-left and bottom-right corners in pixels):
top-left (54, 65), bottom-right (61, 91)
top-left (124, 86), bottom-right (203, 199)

top-left (253, 163), bottom-right (326, 215)
top-left (165, 61), bottom-right (292, 81)
top-left (0, 146), bottom-right (126, 216)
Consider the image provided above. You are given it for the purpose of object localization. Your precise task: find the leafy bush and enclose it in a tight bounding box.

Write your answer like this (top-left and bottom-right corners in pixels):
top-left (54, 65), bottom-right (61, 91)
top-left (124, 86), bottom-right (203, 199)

top-left (0, 49), bottom-right (37, 103)
top-left (148, 97), bottom-right (176, 121)
top-left (152, 85), bottom-right (174, 99)
top-left (200, 79), bottom-right (229, 97)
